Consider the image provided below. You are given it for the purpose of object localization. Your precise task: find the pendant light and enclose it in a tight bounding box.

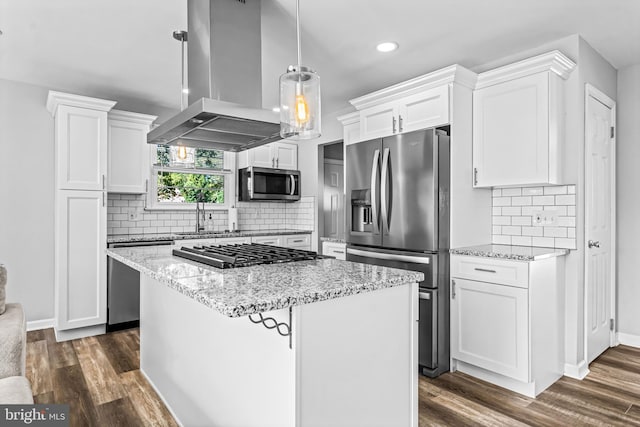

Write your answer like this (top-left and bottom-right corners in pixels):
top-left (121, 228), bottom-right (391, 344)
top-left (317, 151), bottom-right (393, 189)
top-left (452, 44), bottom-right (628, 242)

top-left (279, 0), bottom-right (321, 140)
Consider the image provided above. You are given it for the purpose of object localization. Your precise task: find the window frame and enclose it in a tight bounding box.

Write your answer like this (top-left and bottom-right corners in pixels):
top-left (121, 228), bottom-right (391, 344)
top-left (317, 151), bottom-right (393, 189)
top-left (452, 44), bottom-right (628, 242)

top-left (145, 146), bottom-right (236, 211)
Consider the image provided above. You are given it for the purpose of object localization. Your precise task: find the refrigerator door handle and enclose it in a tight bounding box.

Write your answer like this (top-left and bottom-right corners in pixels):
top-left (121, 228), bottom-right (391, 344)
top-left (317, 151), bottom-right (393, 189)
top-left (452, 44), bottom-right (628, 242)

top-left (380, 147), bottom-right (390, 234)
top-left (371, 149), bottom-right (380, 234)
top-left (347, 247), bottom-right (431, 264)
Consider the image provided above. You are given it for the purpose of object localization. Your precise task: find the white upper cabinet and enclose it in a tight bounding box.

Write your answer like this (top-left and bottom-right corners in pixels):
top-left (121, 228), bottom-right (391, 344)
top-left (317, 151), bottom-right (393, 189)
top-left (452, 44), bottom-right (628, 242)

top-left (339, 65), bottom-right (476, 144)
top-left (358, 85), bottom-right (450, 141)
top-left (47, 92), bottom-right (116, 191)
top-left (107, 110), bottom-right (157, 193)
top-left (238, 141), bottom-right (298, 170)
top-left (472, 51), bottom-right (576, 188)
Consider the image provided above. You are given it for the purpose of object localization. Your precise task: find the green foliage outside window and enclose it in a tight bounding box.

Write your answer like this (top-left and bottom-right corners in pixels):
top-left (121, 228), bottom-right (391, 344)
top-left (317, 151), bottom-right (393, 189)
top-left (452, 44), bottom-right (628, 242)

top-left (156, 146), bottom-right (226, 204)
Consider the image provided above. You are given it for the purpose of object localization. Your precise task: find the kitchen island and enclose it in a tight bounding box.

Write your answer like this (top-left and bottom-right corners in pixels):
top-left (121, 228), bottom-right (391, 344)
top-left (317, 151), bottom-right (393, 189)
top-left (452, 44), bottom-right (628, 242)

top-left (107, 245), bottom-right (422, 427)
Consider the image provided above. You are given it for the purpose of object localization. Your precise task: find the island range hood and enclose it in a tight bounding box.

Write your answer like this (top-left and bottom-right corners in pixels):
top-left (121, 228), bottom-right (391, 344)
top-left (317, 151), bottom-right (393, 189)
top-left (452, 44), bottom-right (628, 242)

top-left (147, 0), bottom-right (282, 152)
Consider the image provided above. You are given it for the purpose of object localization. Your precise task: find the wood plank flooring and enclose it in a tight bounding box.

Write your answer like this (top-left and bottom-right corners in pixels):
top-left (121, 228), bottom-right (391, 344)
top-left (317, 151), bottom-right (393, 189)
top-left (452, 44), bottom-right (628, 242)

top-left (419, 345), bottom-right (640, 426)
top-left (25, 328), bottom-right (177, 427)
top-left (26, 328), bottom-right (640, 426)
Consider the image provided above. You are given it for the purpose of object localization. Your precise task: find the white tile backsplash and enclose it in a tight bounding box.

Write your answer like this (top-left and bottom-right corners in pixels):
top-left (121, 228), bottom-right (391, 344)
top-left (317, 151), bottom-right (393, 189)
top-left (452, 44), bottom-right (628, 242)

top-left (492, 185), bottom-right (577, 249)
top-left (107, 194), bottom-right (315, 235)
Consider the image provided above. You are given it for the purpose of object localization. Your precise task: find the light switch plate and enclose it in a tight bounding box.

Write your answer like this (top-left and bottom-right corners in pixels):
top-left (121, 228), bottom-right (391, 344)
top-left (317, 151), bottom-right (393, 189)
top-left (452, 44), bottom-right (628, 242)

top-left (532, 209), bottom-right (558, 226)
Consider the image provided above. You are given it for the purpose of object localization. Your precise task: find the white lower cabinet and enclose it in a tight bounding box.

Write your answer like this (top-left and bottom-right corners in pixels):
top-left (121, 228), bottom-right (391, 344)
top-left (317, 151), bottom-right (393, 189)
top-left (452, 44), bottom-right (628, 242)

top-left (322, 241), bottom-right (346, 260)
top-left (251, 235), bottom-right (282, 246)
top-left (451, 278), bottom-right (529, 382)
top-left (282, 234), bottom-right (311, 250)
top-left (56, 190), bottom-right (107, 334)
top-left (450, 254), bottom-right (564, 397)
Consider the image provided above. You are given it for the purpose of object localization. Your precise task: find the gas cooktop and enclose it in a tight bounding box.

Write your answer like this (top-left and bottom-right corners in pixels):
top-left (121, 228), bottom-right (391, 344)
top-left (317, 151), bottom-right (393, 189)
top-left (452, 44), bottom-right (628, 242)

top-left (172, 243), bottom-right (322, 269)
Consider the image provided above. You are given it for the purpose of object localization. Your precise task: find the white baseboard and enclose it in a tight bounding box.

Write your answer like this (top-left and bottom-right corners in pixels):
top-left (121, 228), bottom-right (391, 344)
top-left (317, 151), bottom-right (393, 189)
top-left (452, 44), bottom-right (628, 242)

top-left (564, 360), bottom-right (589, 380)
top-left (54, 324), bottom-right (105, 342)
top-left (26, 318), bottom-right (55, 331)
top-left (617, 332), bottom-right (640, 348)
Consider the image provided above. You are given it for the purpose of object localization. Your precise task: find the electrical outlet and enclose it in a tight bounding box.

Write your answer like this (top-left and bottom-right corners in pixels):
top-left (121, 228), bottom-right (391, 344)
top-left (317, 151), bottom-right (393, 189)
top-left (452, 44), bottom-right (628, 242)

top-left (127, 208), bottom-right (141, 221)
top-left (532, 209), bottom-right (558, 226)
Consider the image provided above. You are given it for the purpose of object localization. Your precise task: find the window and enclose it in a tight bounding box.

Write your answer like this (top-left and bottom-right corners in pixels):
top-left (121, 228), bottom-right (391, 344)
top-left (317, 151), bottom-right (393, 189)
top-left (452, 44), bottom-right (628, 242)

top-left (148, 146), bottom-right (235, 210)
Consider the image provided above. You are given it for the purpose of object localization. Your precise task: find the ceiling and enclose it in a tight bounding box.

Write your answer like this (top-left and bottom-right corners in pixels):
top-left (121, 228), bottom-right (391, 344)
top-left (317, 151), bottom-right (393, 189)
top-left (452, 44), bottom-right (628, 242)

top-left (1, 0), bottom-right (639, 119)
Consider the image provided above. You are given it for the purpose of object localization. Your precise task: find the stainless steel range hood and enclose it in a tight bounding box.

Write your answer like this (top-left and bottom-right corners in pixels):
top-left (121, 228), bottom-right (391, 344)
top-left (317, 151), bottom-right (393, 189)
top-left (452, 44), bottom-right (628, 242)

top-left (147, 0), bottom-right (281, 152)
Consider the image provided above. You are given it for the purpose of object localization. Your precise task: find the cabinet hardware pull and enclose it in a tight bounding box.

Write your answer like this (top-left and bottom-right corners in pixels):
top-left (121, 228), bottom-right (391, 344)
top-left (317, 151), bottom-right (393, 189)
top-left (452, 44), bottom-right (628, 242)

top-left (473, 168), bottom-right (478, 186)
top-left (145, 179), bottom-right (149, 193)
top-left (276, 158), bottom-right (279, 168)
top-left (452, 280), bottom-right (456, 299)
top-left (334, 250), bottom-right (344, 254)
top-left (474, 267), bottom-right (497, 273)
top-left (102, 174), bottom-right (106, 190)
top-left (398, 115), bottom-right (403, 132)
top-left (102, 192), bottom-right (106, 207)
top-left (293, 239), bottom-right (303, 243)
top-left (418, 292), bottom-right (431, 300)
top-left (392, 116), bottom-right (397, 133)
top-left (272, 157), bottom-right (275, 168)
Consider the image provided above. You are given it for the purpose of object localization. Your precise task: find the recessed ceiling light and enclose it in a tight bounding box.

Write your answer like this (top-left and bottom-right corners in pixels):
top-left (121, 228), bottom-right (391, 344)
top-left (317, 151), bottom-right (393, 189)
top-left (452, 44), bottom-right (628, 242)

top-left (376, 42), bottom-right (398, 53)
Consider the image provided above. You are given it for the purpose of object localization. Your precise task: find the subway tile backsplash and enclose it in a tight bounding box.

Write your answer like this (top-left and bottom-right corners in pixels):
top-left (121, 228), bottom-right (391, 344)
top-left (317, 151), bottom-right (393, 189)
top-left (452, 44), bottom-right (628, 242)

top-left (492, 185), bottom-right (577, 250)
top-left (107, 194), bottom-right (315, 235)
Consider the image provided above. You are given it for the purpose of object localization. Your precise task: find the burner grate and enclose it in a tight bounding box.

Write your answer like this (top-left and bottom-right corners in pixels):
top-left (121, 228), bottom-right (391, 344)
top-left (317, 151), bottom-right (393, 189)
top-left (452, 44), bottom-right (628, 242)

top-left (172, 243), bottom-right (320, 268)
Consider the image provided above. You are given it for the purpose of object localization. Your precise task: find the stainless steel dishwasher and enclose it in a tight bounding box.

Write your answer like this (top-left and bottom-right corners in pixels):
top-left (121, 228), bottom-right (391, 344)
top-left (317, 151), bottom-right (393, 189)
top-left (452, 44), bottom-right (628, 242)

top-left (107, 239), bottom-right (174, 332)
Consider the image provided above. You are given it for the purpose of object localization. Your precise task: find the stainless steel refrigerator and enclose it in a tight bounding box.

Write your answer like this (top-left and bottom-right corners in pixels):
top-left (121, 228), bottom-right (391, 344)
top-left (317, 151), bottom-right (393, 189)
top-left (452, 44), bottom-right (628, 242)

top-left (345, 128), bottom-right (450, 378)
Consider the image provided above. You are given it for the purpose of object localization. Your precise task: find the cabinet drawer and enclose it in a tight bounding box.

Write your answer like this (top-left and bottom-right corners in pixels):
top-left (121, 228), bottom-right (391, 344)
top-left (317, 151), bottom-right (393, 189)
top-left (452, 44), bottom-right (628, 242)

top-left (451, 255), bottom-right (529, 288)
top-left (322, 242), bottom-right (346, 260)
top-left (283, 234), bottom-right (311, 249)
top-left (252, 235), bottom-right (282, 246)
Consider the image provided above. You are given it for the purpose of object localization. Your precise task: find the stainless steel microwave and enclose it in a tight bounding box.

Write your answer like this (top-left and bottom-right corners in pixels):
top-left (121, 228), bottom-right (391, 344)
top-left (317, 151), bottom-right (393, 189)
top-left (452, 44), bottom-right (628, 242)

top-left (238, 167), bottom-right (300, 202)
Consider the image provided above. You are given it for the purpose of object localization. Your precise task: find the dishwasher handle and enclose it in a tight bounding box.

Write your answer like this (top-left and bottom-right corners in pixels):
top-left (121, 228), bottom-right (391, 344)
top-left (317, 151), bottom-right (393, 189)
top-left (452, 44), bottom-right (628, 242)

top-left (108, 240), bottom-right (174, 249)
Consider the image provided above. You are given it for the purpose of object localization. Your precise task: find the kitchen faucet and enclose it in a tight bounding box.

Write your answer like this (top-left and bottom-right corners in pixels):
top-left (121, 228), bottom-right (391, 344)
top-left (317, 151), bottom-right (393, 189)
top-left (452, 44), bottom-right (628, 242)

top-left (195, 192), bottom-right (206, 233)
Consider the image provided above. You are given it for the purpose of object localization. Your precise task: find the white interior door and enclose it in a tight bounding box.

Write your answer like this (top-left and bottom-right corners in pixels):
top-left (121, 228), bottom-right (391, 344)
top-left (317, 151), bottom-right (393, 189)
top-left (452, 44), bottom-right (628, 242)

top-left (585, 85), bottom-right (616, 364)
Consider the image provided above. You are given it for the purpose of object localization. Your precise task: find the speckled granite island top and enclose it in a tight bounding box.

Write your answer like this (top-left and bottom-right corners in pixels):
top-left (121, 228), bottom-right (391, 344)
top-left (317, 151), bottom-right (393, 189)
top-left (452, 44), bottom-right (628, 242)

top-left (107, 229), bottom-right (311, 244)
top-left (450, 244), bottom-right (569, 261)
top-left (106, 246), bottom-right (423, 318)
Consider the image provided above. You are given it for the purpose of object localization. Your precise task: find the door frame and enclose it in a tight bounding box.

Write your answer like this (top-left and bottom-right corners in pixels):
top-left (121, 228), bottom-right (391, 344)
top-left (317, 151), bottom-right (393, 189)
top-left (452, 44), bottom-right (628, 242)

top-left (583, 83), bottom-right (617, 366)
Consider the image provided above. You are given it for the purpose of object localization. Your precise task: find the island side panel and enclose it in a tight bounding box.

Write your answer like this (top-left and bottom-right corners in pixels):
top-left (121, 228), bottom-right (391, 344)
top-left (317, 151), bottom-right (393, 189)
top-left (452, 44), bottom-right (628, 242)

top-left (139, 275), bottom-right (296, 427)
top-left (294, 282), bottom-right (418, 427)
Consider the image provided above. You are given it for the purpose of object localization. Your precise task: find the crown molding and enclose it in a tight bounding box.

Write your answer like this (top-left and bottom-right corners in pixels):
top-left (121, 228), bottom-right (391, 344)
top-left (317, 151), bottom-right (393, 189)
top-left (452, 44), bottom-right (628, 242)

top-left (46, 91), bottom-right (117, 116)
top-left (337, 111), bottom-right (359, 125)
top-left (109, 109), bottom-right (158, 125)
top-left (475, 50), bottom-right (576, 90)
top-left (349, 64), bottom-right (477, 111)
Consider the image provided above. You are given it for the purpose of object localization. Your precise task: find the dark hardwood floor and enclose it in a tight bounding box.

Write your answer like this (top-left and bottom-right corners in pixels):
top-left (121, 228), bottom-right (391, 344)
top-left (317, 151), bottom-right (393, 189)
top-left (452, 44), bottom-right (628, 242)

top-left (26, 328), bottom-right (640, 426)
top-left (419, 345), bottom-right (640, 426)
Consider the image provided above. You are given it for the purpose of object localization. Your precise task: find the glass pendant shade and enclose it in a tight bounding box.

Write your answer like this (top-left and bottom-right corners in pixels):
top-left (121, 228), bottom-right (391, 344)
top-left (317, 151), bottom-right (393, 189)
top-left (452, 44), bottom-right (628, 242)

top-left (279, 65), bottom-right (321, 140)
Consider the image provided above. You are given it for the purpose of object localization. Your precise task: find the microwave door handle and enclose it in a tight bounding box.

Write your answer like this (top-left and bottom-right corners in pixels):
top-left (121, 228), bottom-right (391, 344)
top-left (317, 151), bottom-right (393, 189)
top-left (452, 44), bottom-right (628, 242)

top-left (290, 174), bottom-right (296, 196)
top-left (371, 149), bottom-right (380, 234)
top-left (381, 147), bottom-right (390, 234)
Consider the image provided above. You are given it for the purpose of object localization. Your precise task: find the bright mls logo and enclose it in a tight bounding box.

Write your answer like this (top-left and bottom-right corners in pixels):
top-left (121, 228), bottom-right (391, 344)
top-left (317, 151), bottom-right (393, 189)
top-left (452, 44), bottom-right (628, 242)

top-left (1, 405), bottom-right (69, 426)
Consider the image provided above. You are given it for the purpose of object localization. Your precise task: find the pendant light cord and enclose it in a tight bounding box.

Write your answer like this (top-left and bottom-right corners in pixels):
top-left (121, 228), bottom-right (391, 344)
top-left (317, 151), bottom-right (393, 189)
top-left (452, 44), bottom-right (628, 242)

top-left (296, 0), bottom-right (301, 70)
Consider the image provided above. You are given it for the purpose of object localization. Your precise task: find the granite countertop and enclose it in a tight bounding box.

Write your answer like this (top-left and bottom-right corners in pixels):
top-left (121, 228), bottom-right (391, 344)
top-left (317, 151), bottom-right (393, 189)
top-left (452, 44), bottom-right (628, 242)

top-left (320, 236), bottom-right (346, 244)
top-left (107, 229), bottom-right (311, 244)
top-left (450, 244), bottom-right (569, 261)
top-left (106, 246), bottom-right (423, 318)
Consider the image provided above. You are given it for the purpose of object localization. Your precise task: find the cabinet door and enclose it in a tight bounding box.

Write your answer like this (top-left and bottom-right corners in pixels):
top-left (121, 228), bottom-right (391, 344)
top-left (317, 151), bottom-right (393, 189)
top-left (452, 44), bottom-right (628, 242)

top-left (55, 105), bottom-right (107, 191)
top-left (398, 85), bottom-right (450, 134)
top-left (250, 145), bottom-right (274, 168)
top-left (273, 142), bottom-right (298, 170)
top-left (107, 117), bottom-right (151, 193)
top-left (252, 235), bottom-right (282, 246)
top-left (56, 190), bottom-right (106, 330)
top-left (359, 102), bottom-right (398, 140)
top-left (450, 278), bottom-right (529, 382)
top-left (473, 72), bottom-right (550, 187)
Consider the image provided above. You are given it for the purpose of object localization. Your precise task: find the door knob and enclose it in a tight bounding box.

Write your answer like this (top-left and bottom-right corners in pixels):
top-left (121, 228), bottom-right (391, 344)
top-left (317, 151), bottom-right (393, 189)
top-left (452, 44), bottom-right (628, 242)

top-left (588, 240), bottom-right (600, 248)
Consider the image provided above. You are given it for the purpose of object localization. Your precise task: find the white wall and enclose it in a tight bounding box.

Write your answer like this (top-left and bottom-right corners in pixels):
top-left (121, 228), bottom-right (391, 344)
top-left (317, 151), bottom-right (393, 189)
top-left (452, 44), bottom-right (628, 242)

top-left (0, 78), bottom-right (55, 322)
top-left (616, 64), bottom-right (640, 340)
